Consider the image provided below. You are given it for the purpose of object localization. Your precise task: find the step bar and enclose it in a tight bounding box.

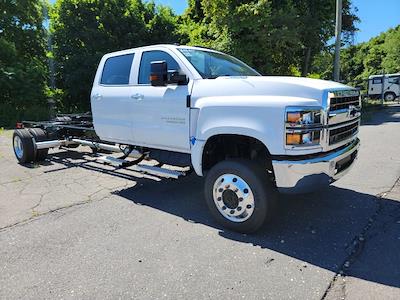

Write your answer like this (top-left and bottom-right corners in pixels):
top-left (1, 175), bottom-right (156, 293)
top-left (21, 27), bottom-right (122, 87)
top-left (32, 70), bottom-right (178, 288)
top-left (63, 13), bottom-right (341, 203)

top-left (34, 138), bottom-right (187, 179)
top-left (97, 155), bottom-right (185, 179)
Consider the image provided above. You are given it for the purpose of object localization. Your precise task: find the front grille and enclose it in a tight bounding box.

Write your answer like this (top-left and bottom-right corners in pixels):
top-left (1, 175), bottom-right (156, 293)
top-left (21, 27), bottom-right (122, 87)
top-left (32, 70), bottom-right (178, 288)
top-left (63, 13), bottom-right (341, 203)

top-left (329, 121), bottom-right (359, 145)
top-left (330, 95), bottom-right (360, 111)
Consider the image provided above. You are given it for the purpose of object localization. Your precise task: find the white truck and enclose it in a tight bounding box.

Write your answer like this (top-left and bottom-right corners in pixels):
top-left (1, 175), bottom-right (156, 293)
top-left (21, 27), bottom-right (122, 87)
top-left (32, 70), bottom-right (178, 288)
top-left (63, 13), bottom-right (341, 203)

top-left (12, 45), bottom-right (361, 233)
top-left (368, 73), bottom-right (400, 101)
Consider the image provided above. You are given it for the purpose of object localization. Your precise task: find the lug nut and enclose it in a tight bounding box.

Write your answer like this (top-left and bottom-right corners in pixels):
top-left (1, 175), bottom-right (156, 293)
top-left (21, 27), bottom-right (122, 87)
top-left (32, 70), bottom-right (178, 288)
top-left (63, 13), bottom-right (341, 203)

top-left (246, 204), bottom-right (252, 209)
top-left (230, 210), bottom-right (235, 214)
top-left (233, 178), bottom-right (237, 182)
top-left (237, 206), bottom-right (242, 211)
top-left (219, 188), bottom-right (223, 192)
top-left (243, 188), bottom-right (249, 194)
top-left (239, 197), bottom-right (243, 202)
top-left (217, 197), bottom-right (222, 201)
top-left (222, 206), bottom-right (226, 210)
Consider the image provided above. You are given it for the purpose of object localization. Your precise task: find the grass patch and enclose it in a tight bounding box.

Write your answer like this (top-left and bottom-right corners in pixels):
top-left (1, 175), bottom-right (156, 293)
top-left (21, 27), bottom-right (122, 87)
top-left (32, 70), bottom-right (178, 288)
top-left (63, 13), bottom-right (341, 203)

top-left (0, 128), bottom-right (13, 138)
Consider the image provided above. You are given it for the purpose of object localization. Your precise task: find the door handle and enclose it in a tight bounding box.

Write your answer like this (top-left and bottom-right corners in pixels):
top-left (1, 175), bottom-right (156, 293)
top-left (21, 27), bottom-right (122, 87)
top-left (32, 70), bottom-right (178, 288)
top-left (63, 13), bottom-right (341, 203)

top-left (92, 93), bottom-right (102, 101)
top-left (131, 93), bottom-right (144, 101)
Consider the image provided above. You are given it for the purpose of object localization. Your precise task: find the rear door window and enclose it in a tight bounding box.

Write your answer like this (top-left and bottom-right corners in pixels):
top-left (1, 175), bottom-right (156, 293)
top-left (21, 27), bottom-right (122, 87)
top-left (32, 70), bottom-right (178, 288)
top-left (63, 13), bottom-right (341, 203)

top-left (372, 78), bottom-right (382, 84)
top-left (101, 54), bottom-right (134, 85)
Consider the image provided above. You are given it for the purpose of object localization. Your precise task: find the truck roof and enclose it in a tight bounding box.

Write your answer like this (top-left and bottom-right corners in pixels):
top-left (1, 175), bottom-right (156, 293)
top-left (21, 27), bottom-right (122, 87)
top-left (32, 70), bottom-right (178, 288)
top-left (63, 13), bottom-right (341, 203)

top-left (102, 44), bottom-right (222, 58)
top-left (369, 73), bottom-right (400, 79)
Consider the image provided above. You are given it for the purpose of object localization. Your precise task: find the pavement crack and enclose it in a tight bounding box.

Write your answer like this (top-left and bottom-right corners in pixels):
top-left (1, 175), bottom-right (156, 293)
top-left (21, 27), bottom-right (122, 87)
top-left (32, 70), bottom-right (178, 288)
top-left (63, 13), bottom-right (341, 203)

top-left (321, 176), bottom-right (400, 300)
top-left (0, 193), bottom-right (113, 233)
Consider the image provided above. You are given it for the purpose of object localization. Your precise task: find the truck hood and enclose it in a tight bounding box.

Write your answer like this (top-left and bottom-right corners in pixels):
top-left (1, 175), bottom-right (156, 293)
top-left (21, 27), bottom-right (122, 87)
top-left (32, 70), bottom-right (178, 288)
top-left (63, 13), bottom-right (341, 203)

top-left (191, 76), bottom-right (353, 106)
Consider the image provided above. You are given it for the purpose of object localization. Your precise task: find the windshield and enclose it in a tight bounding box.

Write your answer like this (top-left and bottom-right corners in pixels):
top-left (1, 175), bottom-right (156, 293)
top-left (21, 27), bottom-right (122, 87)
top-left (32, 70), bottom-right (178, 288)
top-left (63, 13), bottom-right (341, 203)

top-left (178, 48), bottom-right (261, 79)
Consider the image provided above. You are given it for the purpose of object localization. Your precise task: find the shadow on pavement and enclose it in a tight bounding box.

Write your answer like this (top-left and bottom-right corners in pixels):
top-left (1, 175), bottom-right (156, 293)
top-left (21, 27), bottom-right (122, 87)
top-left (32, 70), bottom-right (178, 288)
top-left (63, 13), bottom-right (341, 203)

top-left (362, 104), bottom-right (400, 126)
top-left (114, 174), bottom-right (400, 289)
top-left (18, 145), bottom-right (400, 289)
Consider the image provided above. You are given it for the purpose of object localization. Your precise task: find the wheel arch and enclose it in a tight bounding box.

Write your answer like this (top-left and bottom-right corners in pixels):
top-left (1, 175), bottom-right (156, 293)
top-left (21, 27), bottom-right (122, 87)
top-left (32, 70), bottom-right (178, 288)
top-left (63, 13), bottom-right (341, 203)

top-left (191, 132), bottom-right (274, 177)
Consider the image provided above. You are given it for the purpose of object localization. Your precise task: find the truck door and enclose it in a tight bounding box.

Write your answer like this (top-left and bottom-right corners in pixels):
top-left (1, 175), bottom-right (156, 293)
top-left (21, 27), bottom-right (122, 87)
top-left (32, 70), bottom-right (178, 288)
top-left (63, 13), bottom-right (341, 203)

top-left (388, 75), bottom-right (400, 96)
top-left (368, 76), bottom-right (383, 96)
top-left (130, 50), bottom-right (190, 152)
top-left (91, 53), bottom-right (136, 144)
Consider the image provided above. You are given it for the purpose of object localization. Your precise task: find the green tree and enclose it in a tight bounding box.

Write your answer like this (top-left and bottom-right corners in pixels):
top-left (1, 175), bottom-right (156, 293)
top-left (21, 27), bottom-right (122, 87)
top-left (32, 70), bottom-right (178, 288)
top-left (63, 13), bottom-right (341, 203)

top-left (179, 0), bottom-right (358, 77)
top-left (382, 26), bottom-right (400, 73)
top-left (51, 0), bottom-right (179, 112)
top-left (338, 25), bottom-right (400, 90)
top-left (180, 0), bottom-right (303, 75)
top-left (287, 0), bottom-right (358, 76)
top-left (0, 0), bottom-right (49, 127)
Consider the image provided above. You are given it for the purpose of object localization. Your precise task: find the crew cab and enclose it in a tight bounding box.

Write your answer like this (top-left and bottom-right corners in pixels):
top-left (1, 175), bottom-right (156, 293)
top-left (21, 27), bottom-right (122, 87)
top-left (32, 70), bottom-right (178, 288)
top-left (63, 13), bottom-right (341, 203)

top-left (12, 45), bottom-right (361, 233)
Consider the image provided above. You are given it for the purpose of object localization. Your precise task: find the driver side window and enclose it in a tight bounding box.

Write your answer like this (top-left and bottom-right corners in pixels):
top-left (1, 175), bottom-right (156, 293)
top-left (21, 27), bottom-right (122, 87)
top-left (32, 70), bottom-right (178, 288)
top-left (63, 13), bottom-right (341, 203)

top-left (138, 50), bottom-right (180, 84)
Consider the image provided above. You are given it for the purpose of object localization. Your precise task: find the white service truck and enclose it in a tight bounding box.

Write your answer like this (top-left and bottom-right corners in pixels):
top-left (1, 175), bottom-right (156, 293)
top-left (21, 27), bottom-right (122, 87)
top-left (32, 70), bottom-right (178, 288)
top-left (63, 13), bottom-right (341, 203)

top-left (368, 73), bottom-right (400, 101)
top-left (12, 45), bottom-right (361, 233)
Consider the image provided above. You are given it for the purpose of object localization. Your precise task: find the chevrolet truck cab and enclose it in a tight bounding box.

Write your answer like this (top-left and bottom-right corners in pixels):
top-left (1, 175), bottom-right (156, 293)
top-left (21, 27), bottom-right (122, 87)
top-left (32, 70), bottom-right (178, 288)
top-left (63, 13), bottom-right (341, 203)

top-left (13, 45), bottom-right (361, 233)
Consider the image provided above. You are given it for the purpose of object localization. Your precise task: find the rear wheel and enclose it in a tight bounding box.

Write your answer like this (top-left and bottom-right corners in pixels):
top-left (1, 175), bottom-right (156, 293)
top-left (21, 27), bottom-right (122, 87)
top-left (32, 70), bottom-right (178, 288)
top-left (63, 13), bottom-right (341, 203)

top-left (204, 159), bottom-right (277, 233)
top-left (13, 129), bottom-right (35, 164)
top-left (384, 92), bottom-right (396, 102)
top-left (28, 128), bottom-right (49, 162)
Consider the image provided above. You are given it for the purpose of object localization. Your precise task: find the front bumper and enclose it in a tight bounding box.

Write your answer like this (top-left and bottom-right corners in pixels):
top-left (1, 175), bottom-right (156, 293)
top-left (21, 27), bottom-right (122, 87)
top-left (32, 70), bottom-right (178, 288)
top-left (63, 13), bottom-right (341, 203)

top-left (272, 138), bottom-right (360, 194)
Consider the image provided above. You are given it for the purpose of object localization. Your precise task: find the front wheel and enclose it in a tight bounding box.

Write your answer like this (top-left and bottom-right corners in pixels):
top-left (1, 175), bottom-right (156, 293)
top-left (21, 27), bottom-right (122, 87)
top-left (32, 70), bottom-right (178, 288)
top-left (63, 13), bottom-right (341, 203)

top-left (384, 92), bottom-right (396, 102)
top-left (204, 159), bottom-right (277, 233)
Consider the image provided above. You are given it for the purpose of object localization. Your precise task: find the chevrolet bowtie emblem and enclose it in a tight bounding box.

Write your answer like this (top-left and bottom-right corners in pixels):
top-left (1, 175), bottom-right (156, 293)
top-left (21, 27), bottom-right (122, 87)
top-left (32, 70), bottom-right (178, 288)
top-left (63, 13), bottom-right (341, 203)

top-left (348, 105), bottom-right (358, 117)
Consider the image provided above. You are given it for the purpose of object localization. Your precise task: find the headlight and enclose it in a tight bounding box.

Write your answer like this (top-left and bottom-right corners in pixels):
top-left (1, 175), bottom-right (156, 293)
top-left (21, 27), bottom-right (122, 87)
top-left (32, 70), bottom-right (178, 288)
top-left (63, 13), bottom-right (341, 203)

top-left (286, 110), bottom-right (321, 126)
top-left (285, 107), bottom-right (323, 147)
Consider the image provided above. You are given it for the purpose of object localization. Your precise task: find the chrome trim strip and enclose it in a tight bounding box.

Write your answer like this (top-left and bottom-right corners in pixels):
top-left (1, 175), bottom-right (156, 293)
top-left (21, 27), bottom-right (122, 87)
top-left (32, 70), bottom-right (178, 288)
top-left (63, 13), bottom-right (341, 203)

top-left (274, 138), bottom-right (359, 165)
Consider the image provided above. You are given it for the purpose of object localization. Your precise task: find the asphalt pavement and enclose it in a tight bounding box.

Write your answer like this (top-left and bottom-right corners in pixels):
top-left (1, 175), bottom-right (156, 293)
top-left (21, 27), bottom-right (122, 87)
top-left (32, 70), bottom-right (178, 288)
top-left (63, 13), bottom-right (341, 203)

top-left (0, 105), bottom-right (399, 299)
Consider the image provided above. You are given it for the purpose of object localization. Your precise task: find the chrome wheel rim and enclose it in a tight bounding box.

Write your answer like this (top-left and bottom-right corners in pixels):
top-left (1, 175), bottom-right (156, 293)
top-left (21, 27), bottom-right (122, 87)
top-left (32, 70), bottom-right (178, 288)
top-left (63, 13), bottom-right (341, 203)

top-left (13, 135), bottom-right (24, 159)
top-left (386, 94), bottom-right (395, 101)
top-left (212, 174), bottom-right (255, 223)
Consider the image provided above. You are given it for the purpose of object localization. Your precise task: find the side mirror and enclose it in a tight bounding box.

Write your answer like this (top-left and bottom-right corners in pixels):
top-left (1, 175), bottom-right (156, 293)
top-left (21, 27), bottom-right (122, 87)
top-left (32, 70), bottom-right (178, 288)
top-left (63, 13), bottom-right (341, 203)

top-left (150, 61), bottom-right (168, 86)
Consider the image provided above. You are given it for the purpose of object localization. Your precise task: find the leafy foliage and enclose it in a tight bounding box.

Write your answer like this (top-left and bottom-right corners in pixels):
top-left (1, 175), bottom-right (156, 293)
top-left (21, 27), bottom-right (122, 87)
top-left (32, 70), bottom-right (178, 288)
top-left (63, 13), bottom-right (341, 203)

top-left (339, 25), bottom-right (400, 89)
top-left (51, 0), bottom-right (179, 112)
top-left (5, 0), bottom-right (396, 127)
top-left (0, 0), bottom-right (49, 127)
top-left (178, 0), bottom-right (358, 76)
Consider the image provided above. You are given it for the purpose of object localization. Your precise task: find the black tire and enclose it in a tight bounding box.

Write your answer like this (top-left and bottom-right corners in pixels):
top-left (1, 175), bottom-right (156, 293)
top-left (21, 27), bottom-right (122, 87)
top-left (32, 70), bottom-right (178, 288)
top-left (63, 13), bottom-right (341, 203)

top-left (384, 92), bottom-right (396, 102)
top-left (28, 128), bottom-right (49, 162)
top-left (12, 129), bottom-right (35, 164)
top-left (204, 159), bottom-right (277, 233)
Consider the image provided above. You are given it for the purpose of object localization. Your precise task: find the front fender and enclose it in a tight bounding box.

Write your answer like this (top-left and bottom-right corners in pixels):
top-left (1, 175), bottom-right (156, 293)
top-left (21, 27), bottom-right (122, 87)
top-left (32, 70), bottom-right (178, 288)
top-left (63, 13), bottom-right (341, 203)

top-left (190, 103), bottom-right (285, 176)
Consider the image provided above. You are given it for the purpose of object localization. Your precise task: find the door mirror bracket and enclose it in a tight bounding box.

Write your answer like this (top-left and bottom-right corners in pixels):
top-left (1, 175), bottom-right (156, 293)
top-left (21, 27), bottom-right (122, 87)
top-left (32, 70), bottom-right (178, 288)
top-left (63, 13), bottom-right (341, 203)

top-left (168, 70), bottom-right (188, 85)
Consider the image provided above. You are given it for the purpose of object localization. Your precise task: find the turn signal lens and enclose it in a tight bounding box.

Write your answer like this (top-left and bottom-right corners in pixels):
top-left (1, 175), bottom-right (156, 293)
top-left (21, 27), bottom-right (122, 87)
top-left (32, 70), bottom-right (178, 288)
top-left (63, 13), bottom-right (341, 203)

top-left (150, 75), bottom-right (159, 81)
top-left (286, 133), bottom-right (302, 145)
top-left (286, 131), bottom-right (321, 146)
top-left (287, 112), bottom-right (301, 123)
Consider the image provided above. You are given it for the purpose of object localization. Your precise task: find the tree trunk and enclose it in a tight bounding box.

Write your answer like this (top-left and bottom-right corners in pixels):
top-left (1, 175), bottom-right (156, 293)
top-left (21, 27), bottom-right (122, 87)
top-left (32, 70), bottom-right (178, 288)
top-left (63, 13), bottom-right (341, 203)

top-left (302, 47), bottom-right (311, 77)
